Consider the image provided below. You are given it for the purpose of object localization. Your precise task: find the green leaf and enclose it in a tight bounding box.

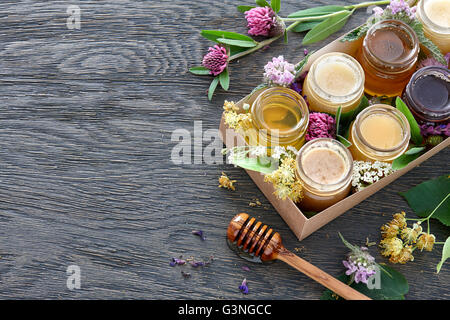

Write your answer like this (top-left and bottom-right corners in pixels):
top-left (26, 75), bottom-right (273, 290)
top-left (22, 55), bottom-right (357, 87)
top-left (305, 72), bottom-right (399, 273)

top-left (341, 23), bottom-right (369, 42)
top-left (189, 66), bottom-right (211, 75)
top-left (292, 21), bottom-right (323, 33)
top-left (230, 156), bottom-right (277, 174)
top-left (337, 134), bottom-right (352, 147)
top-left (399, 174), bottom-right (450, 226)
top-left (288, 5), bottom-right (347, 18)
top-left (409, 20), bottom-right (447, 65)
top-left (437, 237), bottom-right (450, 273)
top-left (219, 68), bottom-right (230, 91)
top-left (302, 10), bottom-right (353, 45)
top-left (255, 0), bottom-right (270, 7)
top-left (321, 265), bottom-right (408, 300)
top-left (339, 96), bottom-right (369, 138)
top-left (201, 30), bottom-right (255, 43)
top-left (271, 0), bottom-right (281, 13)
top-left (208, 76), bottom-right (220, 101)
top-left (217, 38), bottom-right (257, 48)
top-left (249, 83), bottom-right (267, 97)
top-left (237, 5), bottom-right (255, 13)
top-left (335, 106), bottom-right (343, 135)
top-left (391, 147), bottom-right (426, 170)
top-left (395, 97), bottom-right (423, 146)
top-left (294, 51), bottom-right (314, 79)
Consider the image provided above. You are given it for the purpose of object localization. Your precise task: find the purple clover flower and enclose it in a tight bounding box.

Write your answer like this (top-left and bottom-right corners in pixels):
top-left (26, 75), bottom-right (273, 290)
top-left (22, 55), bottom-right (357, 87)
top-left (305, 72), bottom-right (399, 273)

top-left (245, 7), bottom-right (277, 37)
top-left (202, 45), bottom-right (228, 76)
top-left (387, 0), bottom-right (416, 19)
top-left (305, 112), bottom-right (336, 142)
top-left (263, 56), bottom-right (296, 87)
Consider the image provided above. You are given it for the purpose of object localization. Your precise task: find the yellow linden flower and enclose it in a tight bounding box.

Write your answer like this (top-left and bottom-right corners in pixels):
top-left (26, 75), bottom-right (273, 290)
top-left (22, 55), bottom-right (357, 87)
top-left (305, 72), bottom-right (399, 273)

top-left (400, 223), bottom-right (422, 244)
top-left (391, 212), bottom-right (407, 229)
top-left (389, 245), bottom-right (414, 264)
top-left (416, 233), bottom-right (436, 252)
top-left (218, 172), bottom-right (236, 191)
top-left (223, 100), bottom-right (239, 112)
top-left (380, 237), bottom-right (403, 257)
top-left (381, 223), bottom-right (400, 239)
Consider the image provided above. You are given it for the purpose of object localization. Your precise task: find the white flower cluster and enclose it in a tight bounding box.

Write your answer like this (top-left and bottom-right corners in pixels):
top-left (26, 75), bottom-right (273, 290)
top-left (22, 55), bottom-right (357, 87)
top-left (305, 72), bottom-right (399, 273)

top-left (351, 160), bottom-right (394, 192)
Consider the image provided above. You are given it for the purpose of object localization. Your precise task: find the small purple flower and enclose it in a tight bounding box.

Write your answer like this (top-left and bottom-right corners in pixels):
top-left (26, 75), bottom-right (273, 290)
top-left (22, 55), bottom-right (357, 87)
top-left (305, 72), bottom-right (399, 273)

top-left (372, 6), bottom-right (384, 16)
top-left (170, 257), bottom-right (186, 267)
top-left (290, 71), bottom-right (308, 95)
top-left (303, 48), bottom-right (309, 56)
top-left (202, 45), bottom-right (228, 76)
top-left (263, 56), bottom-right (296, 87)
top-left (305, 112), bottom-right (336, 142)
top-left (239, 278), bottom-right (249, 294)
top-left (387, 0), bottom-right (416, 19)
top-left (241, 266), bottom-right (251, 272)
top-left (192, 230), bottom-right (206, 241)
top-left (190, 260), bottom-right (205, 268)
top-left (420, 122), bottom-right (450, 137)
top-left (342, 247), bottom-right (377, 284)
top-left (245, 7), bottom-right (280, 37)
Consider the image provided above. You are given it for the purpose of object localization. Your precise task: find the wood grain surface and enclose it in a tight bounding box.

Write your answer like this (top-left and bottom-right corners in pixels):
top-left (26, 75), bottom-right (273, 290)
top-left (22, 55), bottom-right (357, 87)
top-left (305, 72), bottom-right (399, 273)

top-left (0, 0), bottom-right (448, 300)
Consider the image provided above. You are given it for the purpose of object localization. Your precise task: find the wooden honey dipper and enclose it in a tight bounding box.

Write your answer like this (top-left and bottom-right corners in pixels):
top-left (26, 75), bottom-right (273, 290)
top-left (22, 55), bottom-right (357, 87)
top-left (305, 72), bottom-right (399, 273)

top-left (227, 213), bottom-right (371, 300)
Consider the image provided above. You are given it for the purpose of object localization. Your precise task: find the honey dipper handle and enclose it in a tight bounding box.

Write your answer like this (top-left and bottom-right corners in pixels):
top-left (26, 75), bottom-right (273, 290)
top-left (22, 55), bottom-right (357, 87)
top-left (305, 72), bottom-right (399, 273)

top-left (277, 249), bottom-right (371, 300)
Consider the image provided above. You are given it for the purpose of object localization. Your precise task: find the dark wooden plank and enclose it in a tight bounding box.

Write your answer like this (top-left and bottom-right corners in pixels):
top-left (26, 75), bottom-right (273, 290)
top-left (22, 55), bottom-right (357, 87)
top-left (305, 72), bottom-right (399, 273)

top-left (0, 0), bottom-right (448, 300)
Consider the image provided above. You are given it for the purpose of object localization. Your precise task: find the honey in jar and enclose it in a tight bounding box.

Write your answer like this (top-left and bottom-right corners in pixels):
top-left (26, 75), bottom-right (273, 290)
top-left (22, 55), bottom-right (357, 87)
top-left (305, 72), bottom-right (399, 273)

top-left (295, 138), bottom-right (353, 212)
top-left (416, 0), bottom-right (450, 53)
top-left (249, 87), bottom-right (309, 151)
top-left (357, 19), bottom-right (419, 97)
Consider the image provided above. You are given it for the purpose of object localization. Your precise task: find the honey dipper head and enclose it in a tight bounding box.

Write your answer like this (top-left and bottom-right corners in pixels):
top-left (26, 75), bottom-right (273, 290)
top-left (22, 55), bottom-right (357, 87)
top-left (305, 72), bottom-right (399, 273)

top-left (227, 213), bottom-right (284, 262)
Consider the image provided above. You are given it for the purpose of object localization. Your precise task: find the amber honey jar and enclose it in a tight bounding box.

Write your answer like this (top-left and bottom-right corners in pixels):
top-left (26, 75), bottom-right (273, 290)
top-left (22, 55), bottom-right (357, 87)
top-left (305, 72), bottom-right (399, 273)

top-left (295, 138), bottom-right (353, 212)
top-left (357, 19), bottom-right (419, 97)
top-left (416, 0), bottom-right (450, 53)
top-left (348, 104), bottom-right (411, 162)
top-left (249, 87), bottom-right (309, 151)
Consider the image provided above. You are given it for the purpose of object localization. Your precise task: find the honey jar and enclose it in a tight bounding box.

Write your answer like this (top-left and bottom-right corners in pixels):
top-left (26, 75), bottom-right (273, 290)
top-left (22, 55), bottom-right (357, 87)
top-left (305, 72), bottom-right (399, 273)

top-left (357, 19), bottom-right (419, 97)
top-left (416, 0), bottom-right (450, 53)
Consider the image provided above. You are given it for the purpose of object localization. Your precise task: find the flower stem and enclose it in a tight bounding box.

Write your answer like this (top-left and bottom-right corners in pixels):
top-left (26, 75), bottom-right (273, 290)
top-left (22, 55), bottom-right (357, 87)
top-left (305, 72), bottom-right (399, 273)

top-left (345, 0), bottom-right (391, 10)
top-left (420, 192), bottom-right (450, 222)
top-left (281, 10), bottom-right (349, 22)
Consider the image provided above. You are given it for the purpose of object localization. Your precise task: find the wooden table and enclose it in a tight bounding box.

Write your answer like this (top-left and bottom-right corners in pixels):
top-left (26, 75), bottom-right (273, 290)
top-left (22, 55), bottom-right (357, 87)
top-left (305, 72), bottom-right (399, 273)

top-left (0, 0), bottom-right (448, 300)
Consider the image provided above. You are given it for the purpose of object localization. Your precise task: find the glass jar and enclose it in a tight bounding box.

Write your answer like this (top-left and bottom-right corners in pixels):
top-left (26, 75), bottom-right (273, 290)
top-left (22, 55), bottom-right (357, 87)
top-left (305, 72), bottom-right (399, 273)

top-left (295, 138), bottom-right (353, 212)
top-left (357, 19), bottom-right (419, 97)
top-left (403, 66), bottom-right (450, 123)
top-left (249, 87), bottom-right (309, 151)
top-left (302, 52), bottom-right (365, 115)
top-left (416, 0), bottom-right (450, 53)
top-left (348, 104), bottom-right (411, 162)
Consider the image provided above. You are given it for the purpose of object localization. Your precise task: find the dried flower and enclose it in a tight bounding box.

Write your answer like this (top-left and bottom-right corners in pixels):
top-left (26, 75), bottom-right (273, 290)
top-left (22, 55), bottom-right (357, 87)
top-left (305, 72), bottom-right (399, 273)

top-left (239, 278), bottom-right (249, 294)
top-left (192, 230), bottom-right (206, 241)
top-left (223, 100), bottom-right (240, 112)
top-left (400, 223), bottom-right (422, 244)
top-left (202, 45), bottom-right (228, 76)
top-left (426, 135), bottom-right (445, 148)
top-left (416, 233), bottom-right (436, 252)
top-left (170, 257), bottom-right (187, 267)
top-left (181, 270), bottom-right (191, 278)
top-left (218, 172), bottom-right (236, 191)
top-left (389, 245), bottom-right (414, 264)
top-left (380, 237), bottom-right (404, 257)
top-left (352, 161), bottom-right (394, 192)
top-left (305, 112), bottom-right (336, 142)
top-left (417, 53), bottom-right (450, 69)
top-left (264, 148), bottom-right (303, 202)
top-left (245, 7), bottom-right (284, 37)
top-left (263, 56), bottom-right (296, 87)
